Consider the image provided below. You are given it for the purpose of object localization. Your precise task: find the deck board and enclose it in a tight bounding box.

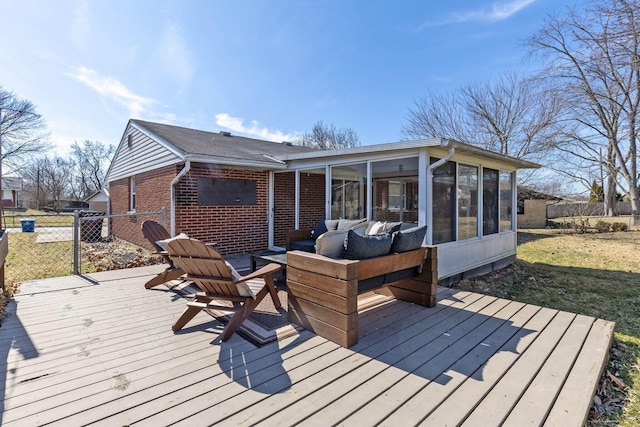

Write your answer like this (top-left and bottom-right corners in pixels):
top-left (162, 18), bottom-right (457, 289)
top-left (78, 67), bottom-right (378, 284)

top-left (0, 266), bottom-right (614, 426)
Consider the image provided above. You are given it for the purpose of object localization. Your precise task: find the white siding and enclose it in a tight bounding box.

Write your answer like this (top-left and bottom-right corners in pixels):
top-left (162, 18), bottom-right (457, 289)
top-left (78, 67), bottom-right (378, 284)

top-left (106, 124), bottom-right (184, 183)
top-left (437, 232), bottom-right (517, 279)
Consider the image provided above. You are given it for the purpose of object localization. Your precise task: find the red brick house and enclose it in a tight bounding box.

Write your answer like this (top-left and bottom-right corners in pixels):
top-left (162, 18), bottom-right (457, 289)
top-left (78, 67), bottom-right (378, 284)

top-left (106, 119), bottom-right (538, 281)
top-left (105, 119), bottom-right (316, 255)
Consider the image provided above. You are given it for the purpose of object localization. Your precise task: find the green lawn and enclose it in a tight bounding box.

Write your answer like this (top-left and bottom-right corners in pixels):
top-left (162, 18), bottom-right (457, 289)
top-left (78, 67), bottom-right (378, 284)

top-left (455, 229), bottom-right (640, 426)
top-left (2, 209), bottom-right (75, 228)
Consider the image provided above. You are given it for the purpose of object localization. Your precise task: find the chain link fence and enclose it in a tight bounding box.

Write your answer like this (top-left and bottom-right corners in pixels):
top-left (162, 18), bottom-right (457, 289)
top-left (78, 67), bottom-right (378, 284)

top-left (3, 209), bottom-right (166, 285)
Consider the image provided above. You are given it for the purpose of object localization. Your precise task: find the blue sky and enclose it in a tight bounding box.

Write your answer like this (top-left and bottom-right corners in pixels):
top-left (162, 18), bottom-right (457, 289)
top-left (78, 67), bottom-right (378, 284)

top-left (0, 0), bottom-right (582, 157)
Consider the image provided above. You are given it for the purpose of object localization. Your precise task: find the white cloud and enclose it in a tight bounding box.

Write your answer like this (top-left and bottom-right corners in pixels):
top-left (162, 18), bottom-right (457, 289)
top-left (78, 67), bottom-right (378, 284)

top-left (71, 0), bottom-right (91, 51)
top-left (158, 21), bottom-right (193, 95)
top-left (66, 66), bottom-right (158, 118)
top-left (418, 0), bottom-right (537, 29)
top-left (215, 113), bottom-right (298, 142)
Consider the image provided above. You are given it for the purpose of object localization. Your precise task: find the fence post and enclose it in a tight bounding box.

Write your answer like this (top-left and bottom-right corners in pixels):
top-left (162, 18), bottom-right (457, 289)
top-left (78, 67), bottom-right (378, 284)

top-left (73, 210), bottom-right (80, 275)
top-left (160, 207), bottom-right (167, 229)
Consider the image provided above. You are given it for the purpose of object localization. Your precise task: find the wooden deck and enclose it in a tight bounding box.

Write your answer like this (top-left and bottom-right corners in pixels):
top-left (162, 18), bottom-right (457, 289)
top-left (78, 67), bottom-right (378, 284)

top-left (1, 265), bottom-right (614, 426)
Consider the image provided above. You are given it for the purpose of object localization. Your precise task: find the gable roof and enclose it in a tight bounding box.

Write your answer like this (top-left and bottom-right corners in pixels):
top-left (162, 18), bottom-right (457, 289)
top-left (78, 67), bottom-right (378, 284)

top-left (131, 119), bottom-right (316, 164)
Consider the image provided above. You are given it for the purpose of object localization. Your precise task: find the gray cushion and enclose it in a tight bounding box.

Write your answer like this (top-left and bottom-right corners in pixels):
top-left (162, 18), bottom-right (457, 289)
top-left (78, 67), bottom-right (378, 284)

top-left (344, 229), bottom-right (393, 260)
top-left (386, 222), bottom-right (403, 234)
top-left (325, 219), bottom-right (339, 231)
top-left (155, 233), bottom-right (189, 251)
top-left (337, 218), bottom-right (368, 230)
top-left (315, 230), bottom-right (347, 258)
top-left (390, 226), bottom-right (427, 253)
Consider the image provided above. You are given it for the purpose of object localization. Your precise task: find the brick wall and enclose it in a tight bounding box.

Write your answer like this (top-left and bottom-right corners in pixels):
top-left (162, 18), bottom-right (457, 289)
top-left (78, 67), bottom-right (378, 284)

top-left (173, 164), bottom-right (269, 255)
top-left (111, 164), bottom-right (327, 254)
top-left (110, 164), bottom-right (175, 250)
top-left (272, 172), bottom-right (325, 247)
top-left (518, 199), bottom-right (548, 228)
top-left (299, 172), bottom-right (326, 228)
top-left (274, 172), bottom-right (295, 247)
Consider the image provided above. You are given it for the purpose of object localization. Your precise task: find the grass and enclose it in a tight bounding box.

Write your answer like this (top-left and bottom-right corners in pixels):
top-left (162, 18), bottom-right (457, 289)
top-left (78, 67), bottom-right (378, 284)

top-left (5, 233), bottom-right (75, 282)
top-left (455, 229), bottom-right (640, 426)
top-left (2, 209), bottom-right (75, 228)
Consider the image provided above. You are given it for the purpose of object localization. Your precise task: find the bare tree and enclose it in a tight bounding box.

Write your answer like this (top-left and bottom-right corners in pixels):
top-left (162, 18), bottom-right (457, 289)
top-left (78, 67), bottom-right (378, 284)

top-left (21, 156), bottom-right (72, 212)
top-left (0, 86), bottom-right (51, 173)
top-left (528, 0), bottom-right (640, 218)
top-left (296, 121), bottom-right (360, 149)
top-left (402, 72), bottom-right (563, 164)
top-left (69, 140), bottom-right (114, 200)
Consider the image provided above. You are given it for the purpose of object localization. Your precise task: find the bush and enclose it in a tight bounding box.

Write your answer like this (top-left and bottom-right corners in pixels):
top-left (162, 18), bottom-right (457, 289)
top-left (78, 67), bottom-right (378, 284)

top-left (595, 221), bottom-right (611, 233)
top-left (611, 222), bottom-right (628, 232)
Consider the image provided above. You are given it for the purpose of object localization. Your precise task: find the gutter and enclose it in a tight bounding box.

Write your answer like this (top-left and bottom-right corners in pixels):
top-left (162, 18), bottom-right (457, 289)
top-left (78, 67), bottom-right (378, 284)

top-left (170, 159), bottom-right (191, 235)
top-left (427, 145), bottom-right (456, 175)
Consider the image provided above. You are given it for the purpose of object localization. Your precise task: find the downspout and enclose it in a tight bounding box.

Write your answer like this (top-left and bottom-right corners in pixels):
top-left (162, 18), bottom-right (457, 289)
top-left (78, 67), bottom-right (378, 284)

top-left (170, 159), bottom-right (191, 236)
top-left (425, 147), bottom-right (455, 245)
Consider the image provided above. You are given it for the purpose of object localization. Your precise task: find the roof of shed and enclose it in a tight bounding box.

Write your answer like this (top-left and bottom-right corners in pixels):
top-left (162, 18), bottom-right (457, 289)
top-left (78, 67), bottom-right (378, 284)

top-left (131, 119), bottom-right (316, 164)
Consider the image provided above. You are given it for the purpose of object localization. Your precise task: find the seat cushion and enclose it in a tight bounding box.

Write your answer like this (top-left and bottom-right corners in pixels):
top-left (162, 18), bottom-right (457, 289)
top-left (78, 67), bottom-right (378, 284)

top-left (390, 226), bottom-right (427, 253)
top-left (155, 232), bottom-right (189, 251)
top-left (290, 239), bottom-right (316, 253)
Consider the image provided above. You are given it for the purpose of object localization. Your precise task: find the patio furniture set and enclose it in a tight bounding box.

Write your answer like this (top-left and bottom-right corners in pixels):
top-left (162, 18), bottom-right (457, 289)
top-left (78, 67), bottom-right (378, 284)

top-left (141, 218), bottom-right (438, 347)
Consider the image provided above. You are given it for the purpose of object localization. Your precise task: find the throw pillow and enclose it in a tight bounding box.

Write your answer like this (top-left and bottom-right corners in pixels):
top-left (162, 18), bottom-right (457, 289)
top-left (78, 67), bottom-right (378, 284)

top-left (311, 218), bottom-right (329, 239)
top-left (337, 218), bottom-right (368, 230)
top-left (367, 221), bottom-right (386, 235)
top-left (351, 221), bottom-right (368, 235)
top-left (390, 226), bottom-right (427, 253)
top-left (315, 230), bottom-right (348, 258)
top-left (324, 219), bottom-right (340, 231)
top-left (385, 222), bottom-right (403, 234)
top-left (155, 232), bottom-right (189, 251)
top-left (344, 229), bottom-right (393, 260)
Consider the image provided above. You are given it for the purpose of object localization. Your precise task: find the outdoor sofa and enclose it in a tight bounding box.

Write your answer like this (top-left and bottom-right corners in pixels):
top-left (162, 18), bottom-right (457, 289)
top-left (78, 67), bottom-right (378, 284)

top-left (286, 219), bottom-right (438, 347)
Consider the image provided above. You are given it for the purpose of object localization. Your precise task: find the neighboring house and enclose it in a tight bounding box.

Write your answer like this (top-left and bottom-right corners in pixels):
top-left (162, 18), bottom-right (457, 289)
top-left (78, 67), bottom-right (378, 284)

top-left (517, 188), bottom-right (562, 228)
top-left (1, 177), bottom-right (23, 208)
top-left (84, 189), bottom-right (109, 213)
top-left (106, 119), bottom-right (539, 282)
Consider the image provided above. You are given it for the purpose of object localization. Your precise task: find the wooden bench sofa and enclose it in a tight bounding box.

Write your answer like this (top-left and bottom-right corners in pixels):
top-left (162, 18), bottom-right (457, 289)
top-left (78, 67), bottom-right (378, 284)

top-left (286, 245), bottom-right (438, 348)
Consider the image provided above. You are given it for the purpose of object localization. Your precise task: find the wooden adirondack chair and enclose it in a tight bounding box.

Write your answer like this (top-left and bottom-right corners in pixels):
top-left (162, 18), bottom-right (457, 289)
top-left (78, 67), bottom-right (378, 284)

top-left (141, 220), bottom-right (185, 289)
top-left (166, 237), bottom-right (282, 341)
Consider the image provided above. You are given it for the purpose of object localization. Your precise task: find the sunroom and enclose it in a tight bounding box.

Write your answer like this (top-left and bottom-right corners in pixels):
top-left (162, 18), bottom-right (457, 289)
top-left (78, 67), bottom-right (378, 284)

top-left (270, 138), bottom-right (539, 281)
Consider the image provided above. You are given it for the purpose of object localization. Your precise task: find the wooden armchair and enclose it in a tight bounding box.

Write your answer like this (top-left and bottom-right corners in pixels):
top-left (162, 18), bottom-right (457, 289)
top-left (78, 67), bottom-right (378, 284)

top-left (141, 220), bottom-right (185, 289)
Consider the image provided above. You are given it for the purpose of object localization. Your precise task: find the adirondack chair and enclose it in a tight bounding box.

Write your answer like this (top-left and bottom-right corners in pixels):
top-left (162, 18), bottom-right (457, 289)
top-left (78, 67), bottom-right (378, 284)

top-left (141, 220), bottom-right (185, 289)
top-left (166, 237), bottom-right (282, 341)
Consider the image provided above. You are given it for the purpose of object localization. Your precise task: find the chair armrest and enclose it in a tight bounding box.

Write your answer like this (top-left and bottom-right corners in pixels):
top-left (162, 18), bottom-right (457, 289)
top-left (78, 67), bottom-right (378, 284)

top-left (285, 229), bottom-right (313, 250)
top-left (238, 263), bottom-right (281, 283)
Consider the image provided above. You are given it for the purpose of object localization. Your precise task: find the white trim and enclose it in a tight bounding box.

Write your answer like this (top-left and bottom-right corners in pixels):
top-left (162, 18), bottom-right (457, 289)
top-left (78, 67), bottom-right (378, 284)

top-left (268, 170), bottom-right (275, 249)
top-left (366, 161), bottom-right (372, 220)
top-left (418, 149), bottom-right (428, 230)
top-left (170, 160), bottom-right (191, 236)
top-left (325, 165), bottom-right (331, 219)
top-left (295, 170), bottom-right (300, 229)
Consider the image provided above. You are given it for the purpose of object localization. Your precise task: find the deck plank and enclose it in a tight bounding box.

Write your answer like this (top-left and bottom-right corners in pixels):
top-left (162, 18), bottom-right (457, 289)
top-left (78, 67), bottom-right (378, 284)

top-left (544, 318), bottom-right (615, 426)
top-left (418, 304), bottom-right (555, 426)
top-left (208, 290), bottom-right (481, 426)
top-left (0, 267), bottom-right (615, 427)
top-left (460, 310), bottom-right (577, 426)
top-left (502, 314), bottom-right (596, 426)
